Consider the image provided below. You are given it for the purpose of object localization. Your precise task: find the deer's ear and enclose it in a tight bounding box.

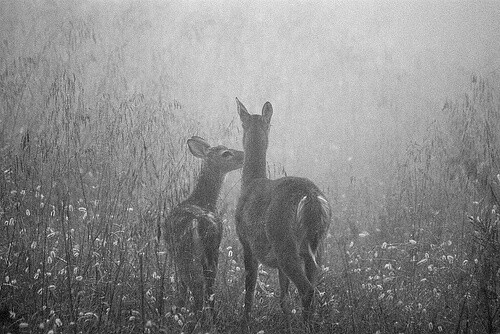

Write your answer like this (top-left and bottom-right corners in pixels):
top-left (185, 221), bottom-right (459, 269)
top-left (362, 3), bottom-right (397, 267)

top-left (187, 136), bottom-right (211, 158)
top-left (236, 98), bottom-right (250, 123)
top-left (262, 102), bottom-right (273, 125)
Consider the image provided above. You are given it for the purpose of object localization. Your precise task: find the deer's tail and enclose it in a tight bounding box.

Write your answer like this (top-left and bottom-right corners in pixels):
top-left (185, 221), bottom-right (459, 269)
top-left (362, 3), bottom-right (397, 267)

top-left (296, 192), bottom-right (331, 267)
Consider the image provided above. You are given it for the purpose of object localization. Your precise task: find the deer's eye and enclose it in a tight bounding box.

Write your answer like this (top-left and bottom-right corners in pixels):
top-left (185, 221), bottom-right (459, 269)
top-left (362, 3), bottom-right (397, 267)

top-left (221, 151), bottom-right (233, 158)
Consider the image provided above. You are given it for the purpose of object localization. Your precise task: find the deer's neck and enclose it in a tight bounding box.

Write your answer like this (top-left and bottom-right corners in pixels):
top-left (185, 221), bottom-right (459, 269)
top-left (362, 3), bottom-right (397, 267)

top-left (242, 135), bottom-right (268, 185)
top-left (187, 165), bottom-right (224, 212)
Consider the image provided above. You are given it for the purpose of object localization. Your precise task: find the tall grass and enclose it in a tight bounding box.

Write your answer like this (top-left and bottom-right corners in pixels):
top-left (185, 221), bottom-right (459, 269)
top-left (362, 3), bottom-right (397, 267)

top-left (0, 63), bottom-right (201, 333)
top-left (1, 5), bottom-right (499, 334)
top-left (0, 9), bottom-right (221, 333)
top-left (320, 75), bottom-right (500, 334)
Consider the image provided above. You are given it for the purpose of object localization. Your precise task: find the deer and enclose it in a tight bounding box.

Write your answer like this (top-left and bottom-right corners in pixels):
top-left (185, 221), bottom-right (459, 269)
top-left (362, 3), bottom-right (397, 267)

top-left (234, 98), bottom-right (331, 330)
top-left (164, 136), bottom-right (244, 329)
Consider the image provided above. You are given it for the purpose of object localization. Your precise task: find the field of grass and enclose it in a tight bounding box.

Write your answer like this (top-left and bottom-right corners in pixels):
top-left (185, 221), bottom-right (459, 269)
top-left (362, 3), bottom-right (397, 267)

top-left (1, 3), bottom-right (500, 334)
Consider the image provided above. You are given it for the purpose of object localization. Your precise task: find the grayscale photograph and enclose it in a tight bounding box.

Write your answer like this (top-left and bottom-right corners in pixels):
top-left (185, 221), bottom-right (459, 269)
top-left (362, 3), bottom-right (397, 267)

top-left (1, 1), bottom-right (499, 333)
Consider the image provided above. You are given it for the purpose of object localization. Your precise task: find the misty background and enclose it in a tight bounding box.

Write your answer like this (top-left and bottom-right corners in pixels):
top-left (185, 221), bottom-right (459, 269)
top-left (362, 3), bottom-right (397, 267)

top-left (1, 1), bottom-right (500, 332)
top-left (3, 0), bottom-right (500, 232)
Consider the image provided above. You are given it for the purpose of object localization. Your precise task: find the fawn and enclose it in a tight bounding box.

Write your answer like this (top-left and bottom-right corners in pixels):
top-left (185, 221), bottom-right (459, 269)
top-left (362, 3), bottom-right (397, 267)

top-left (164, 136), bottom-right (244, 326)
top-left (234, 99), bottom-right (331, 329)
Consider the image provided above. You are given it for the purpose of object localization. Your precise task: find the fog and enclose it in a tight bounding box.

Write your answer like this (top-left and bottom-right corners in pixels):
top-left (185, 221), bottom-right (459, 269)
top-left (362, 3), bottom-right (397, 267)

top-left (3, 0), bottom-right (500, 190)
top-left (4, 2), bottom-right (500, 330)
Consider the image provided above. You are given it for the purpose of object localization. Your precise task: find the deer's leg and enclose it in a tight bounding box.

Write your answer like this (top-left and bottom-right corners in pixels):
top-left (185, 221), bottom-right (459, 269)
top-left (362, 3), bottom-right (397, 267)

top-left (177, 258), bottom-right (191, 309)
top-left (242, 241), bottom-right (258, 328)
top-left (178, 280), bottom-right (188, 308)
top-left (279, 269), bottom-right (290, 311)
top-left (274, 237), bottom-right (314, 323)
top-left (190, 270), bottom-right (205, 313)
top-left (204, 248), bottom-right (219, 320)
top-left (304, 239), bottom-right (321, 287)
top-left (279, 269), bottom-right (292, 332)
top-left (302, 251), bottom-right (319, 323)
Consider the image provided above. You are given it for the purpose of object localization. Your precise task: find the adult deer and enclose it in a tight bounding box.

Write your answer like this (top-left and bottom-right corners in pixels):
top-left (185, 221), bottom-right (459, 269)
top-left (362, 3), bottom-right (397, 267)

top-left (235, 99), bottom-right (331, 329)
top-left (164, 136), bottom-right (244, 327)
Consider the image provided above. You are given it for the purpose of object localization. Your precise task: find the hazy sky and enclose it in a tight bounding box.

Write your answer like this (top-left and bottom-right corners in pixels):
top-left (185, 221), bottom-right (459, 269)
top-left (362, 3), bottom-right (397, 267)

top-left (151, 1), bottom-right (500, 180)
top-left (2, 0), bottom-right (500, 184)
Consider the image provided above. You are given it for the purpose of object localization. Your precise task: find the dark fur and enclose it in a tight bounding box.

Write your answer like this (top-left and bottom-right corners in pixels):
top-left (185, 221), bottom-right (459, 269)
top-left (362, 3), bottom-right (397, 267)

top-left (164, 137), bottom-right (244, 319)
top-left (235, 99), bottom-right (331, 328)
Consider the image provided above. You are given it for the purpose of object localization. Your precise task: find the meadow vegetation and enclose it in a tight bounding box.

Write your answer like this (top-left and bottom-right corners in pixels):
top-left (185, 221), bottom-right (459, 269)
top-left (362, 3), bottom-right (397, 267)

top-left (1, 2), bottom-right (499, 334)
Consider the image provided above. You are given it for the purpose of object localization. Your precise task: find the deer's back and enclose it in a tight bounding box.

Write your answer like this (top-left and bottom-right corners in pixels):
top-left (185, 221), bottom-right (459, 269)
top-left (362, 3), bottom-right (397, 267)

top-left (167, 203), bottom-right (223, 261)
top-left (236, 176), bottom-right (326, 266)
